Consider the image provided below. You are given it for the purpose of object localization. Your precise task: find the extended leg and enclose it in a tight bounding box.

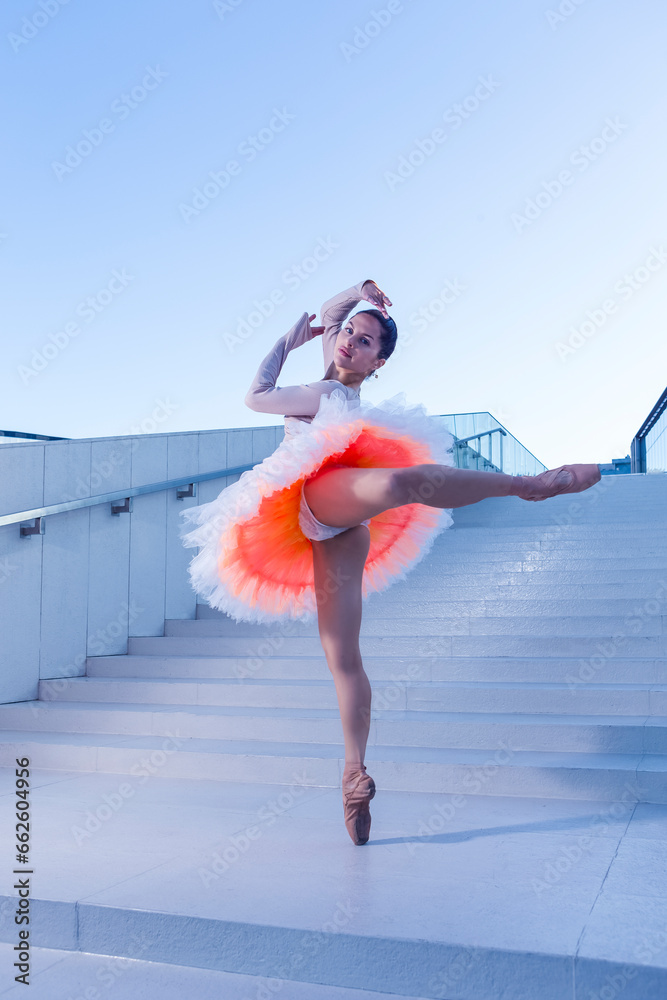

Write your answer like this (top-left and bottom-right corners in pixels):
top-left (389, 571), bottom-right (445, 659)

top-left (304, 463), bottom-right (515, 528)
top-left (304, 462), bottom-right (601, 528)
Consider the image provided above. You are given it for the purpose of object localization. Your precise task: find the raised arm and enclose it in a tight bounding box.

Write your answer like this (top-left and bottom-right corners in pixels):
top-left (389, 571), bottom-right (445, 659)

top-left (244, 311), bottom-right (331, 416)
top-left (320, 280), bottom-right (371, 375)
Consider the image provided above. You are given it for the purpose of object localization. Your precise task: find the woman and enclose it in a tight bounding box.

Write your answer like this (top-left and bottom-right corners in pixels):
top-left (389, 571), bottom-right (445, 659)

top-left (180, 278), bottom-right (601, 846)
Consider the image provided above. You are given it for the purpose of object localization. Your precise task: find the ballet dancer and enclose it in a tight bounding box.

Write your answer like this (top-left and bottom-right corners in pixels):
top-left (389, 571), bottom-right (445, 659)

top-left (180, 278), bottom-right (601, 846)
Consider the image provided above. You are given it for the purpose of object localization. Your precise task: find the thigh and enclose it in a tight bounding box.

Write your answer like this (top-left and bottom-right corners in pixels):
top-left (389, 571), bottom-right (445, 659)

top-left (311, 523), bottom-right (370, 658)
top-left (304, 465), bottom-right (402, 529)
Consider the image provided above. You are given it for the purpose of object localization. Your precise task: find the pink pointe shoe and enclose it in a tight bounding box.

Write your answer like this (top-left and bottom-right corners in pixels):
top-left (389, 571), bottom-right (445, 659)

top-left (342, 763), bottom-right (376, 845)
top-left (510, 464), bottom-right (602, 502)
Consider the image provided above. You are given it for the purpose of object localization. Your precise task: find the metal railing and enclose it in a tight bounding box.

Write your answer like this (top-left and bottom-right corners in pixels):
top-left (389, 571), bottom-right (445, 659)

top-left (455, 427), bottom-right (506, 472)
top-left (631, 385), bottom-right (667, 473)
top-left (438, 411), bottom-right (545, 476)
top-left (0, 429), bottom-right (69, 442)
top-left (0, 464), bottom-right (254, 536)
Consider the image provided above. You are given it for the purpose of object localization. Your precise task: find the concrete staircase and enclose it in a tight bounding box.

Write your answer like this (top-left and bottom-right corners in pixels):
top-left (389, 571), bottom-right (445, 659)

top-left (1, 473), bottom-right (665, 804)
top-left (1, 471), bottom-right (666, 998)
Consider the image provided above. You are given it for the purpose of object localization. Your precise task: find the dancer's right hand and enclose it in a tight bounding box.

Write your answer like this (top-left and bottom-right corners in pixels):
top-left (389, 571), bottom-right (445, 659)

top-left (307, 313), bottom-right (325, 337)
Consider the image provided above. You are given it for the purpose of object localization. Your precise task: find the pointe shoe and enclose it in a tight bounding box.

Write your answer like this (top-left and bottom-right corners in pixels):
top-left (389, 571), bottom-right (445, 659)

top-left (510, 464), bottom-right (601, 502)
top-left (342, 764), bottom-right (376, 846)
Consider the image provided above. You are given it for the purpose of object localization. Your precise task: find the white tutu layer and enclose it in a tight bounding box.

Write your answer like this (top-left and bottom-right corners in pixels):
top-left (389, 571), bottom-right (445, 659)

top-left (179, 389), bottom-right (456, 623)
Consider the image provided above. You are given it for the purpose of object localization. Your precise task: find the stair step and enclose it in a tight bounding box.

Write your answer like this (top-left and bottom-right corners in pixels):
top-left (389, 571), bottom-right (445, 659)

top-left (190, 596), bottom-right (667, 616)
top-left (192, 583), bottom-right (667, 615)
top-left (39, 676), bottom-right (667, 716)
top-left (164, 612), bottom-right (667, 638)
top-left (0, 736), bottom-right (664, 801)
top-left (128, 634), bottom-right (667, 656)
top-left (2, 701), bottom-right (667, 753)
top-left (85, 652), bottom-right (667, 684)
top-left (2, 767), bottom-right (666, 998)
top-left (0, 943), bottom-right (432, 1000)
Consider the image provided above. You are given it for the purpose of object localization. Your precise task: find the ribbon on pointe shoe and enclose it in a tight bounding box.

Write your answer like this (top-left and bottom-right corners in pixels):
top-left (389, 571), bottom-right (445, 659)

top-left (509, 464), bottom-right (601, 503)
top-left (509, 467), bottom-right (574, 502)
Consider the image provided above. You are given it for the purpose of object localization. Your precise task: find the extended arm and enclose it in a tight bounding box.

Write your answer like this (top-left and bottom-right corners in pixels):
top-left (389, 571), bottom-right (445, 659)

top-left (244, 311), bottom-right (331, 416)
top-left (320, 280), bottom-right (372, 374)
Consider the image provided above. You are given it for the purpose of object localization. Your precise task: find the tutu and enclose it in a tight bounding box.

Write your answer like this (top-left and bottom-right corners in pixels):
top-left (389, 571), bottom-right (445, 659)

top-left (179, 389), bottom-right (456, 624)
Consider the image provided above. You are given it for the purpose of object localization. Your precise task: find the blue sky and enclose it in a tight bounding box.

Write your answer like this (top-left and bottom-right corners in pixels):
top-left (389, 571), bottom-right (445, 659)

top-left (2, 0), bottom-right (666, 467)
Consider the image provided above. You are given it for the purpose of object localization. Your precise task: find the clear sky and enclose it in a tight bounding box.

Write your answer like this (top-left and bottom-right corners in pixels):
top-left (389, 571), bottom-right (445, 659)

top-left (2, 0), bottom-right (666, 467)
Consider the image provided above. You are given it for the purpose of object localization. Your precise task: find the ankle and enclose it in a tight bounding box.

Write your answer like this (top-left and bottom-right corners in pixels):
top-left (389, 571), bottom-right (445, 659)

top-left (343, 759), bottom-right (366, 773)
top-left (506, 475), bottom-right (522, 498)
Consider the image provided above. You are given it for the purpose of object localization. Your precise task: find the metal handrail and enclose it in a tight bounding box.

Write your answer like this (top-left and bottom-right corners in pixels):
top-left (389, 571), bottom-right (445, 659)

top-left (0, 464), bottom-right (254, 530)
top-left (455, 427), bottom-right (506, 473)
top-left (455, 428), bottom-right (507, 446)
top-left (0, 429), bottom-right (69, 441)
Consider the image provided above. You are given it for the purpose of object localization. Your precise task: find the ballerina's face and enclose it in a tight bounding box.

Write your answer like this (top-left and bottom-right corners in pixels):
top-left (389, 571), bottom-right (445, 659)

top-left (335, 314), bottom-right (385, 379)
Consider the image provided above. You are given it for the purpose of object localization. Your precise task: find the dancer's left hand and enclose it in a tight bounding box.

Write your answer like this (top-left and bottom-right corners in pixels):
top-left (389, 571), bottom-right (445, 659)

top-left (361, 280), bottom-right (392, 318)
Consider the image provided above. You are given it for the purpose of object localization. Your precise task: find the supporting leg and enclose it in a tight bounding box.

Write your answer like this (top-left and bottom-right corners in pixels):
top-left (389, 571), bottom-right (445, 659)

top-left (311, 524), bottom-right (372, 764)
top-left (311, 523), bottom-right (377, 845)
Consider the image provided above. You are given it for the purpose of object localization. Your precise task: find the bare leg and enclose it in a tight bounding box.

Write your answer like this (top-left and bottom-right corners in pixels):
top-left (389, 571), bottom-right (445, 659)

top-left (311, 523), bottom-right (372, 764)
top-left (304, 462), bottom-right (600, 528)
top-left (310, 523), bottom-right (377, 844)
top-left (304, 463), bottom-right (516, 529)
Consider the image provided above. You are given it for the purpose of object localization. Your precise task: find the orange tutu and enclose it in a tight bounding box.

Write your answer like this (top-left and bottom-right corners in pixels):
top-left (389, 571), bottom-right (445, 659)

top-left (179, 390), bottom-right (456, 623)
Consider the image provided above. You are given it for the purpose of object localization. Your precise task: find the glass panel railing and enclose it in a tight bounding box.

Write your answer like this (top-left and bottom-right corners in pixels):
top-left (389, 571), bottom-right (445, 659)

top-left (436, 411), bottom-right (546, 476)
top-left (645, 412), bottom-right (667, 473)
top-left (631, 386), bottom-right (667, 473)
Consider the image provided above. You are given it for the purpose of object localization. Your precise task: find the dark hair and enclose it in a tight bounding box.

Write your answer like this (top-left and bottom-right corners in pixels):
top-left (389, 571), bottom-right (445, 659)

top-left (356, 309), bottom-right (398, 381)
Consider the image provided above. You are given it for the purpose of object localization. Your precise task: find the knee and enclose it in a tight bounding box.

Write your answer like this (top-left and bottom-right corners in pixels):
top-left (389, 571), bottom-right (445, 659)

top-left (319, 634), bottom-right (362, 671)
top-left (387, 467), bottom-right (413, 507)
top-left (393, 464), bottom-right (447, 505)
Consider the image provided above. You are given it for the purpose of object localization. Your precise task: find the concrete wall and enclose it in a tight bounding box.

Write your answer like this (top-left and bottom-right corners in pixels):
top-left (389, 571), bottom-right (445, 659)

top-left (0, 425), bottom-right (283, 705)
